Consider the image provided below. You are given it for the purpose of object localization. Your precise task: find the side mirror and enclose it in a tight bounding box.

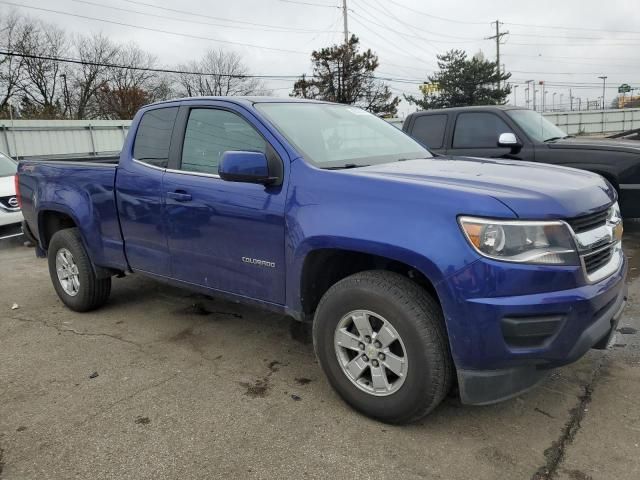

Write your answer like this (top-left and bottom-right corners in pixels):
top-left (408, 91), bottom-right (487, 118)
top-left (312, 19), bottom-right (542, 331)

top-left (218, 151), bottom-right (278, 185)
top-left (497, 132), bottom-right (522, 153)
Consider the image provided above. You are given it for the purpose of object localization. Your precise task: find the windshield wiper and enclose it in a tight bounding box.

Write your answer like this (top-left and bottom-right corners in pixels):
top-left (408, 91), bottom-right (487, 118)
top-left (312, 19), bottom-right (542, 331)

top-left (543, 135), bottom-right (571, 142)
top-left (323, 163), bottom-right (369, 170)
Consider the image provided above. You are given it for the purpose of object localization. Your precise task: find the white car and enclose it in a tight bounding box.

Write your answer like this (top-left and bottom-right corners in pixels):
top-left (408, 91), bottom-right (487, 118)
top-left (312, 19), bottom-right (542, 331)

top-left (0, 151), bottom-right (23, 239)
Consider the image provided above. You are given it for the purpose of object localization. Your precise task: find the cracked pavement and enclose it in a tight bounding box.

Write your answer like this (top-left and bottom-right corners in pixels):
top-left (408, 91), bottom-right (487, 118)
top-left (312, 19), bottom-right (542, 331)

top-left (0, 225), bottom-right (639, 480)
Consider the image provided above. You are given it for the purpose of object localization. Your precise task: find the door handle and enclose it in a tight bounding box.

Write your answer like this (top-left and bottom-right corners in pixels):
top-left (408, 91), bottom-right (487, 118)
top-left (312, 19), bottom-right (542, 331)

top-left (167, 191), bottom-right (192, 202)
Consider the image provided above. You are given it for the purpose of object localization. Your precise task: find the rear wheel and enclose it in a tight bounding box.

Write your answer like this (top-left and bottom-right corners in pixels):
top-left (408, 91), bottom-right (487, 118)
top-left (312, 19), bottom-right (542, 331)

top-left (313, 270), bottom-right (452, 424)
top-left (48, 228), bottom-right (111, 312)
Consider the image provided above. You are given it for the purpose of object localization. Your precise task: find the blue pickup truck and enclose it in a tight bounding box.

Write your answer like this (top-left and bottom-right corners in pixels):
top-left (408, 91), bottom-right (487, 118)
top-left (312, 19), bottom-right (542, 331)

top-left (17, 97), bottom-right (627, 424)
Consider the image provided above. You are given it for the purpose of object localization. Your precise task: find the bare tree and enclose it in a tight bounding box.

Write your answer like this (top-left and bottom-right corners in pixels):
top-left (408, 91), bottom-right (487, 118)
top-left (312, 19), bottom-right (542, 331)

top-left (17, 20), bottom-right (69, 118)
top-left (66, 33), bottom-right (119, 119)
top-left (0, 10), bottom-right (29, 116)
top-left (176, 49), bottom-right (268, 97)
top-left (96, 43), bottom-right (171, 119)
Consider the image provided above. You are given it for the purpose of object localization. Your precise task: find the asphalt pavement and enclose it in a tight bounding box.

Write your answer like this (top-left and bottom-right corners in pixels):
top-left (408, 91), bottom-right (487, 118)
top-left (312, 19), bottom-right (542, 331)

top-left (0, 225), bottom-right (639, 480)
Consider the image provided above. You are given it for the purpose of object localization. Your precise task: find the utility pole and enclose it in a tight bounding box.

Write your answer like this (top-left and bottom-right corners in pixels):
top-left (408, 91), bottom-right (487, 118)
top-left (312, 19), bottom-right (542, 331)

top-left (485, 20), bottom-right (509, 89)
top-left (598, 75), bottom-right (607, 110)
top-left (342, 0), bottom-right (349, 45)
top-left (513, 84), bottom-right (518, 106)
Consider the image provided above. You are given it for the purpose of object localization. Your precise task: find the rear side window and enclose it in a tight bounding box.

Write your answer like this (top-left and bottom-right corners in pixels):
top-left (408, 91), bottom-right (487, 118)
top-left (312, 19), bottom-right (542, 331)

top-left (133, 107), bottom-right (178, 168)
top-left (410, 114), bottom-right (447, 149)
top-left (452, 112), bottom-right (513, 148)
top-left (180, 108), bottom-right (266, 175)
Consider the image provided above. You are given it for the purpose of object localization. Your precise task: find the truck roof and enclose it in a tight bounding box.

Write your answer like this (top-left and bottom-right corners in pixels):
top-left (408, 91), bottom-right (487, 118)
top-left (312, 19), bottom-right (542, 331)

top-left (408, 105), bottom-right (526, 116)
top-left (147, 96), bottom-right (327, 108)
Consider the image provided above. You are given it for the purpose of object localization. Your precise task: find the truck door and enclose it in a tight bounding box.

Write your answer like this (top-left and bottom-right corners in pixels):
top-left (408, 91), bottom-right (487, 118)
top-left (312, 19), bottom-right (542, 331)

top-left (163, 104), bottom-right (287, 305)
top-left (447, 111), bottom-right (535, 160)
top-left (116, 106), bottom-right (178, 277)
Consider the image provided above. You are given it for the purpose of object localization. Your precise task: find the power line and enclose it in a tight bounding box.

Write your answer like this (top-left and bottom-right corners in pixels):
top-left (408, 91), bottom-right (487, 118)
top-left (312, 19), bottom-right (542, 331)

top-left (122, 0), bottom-right (330, 32)
top-left (278, 0), bottom-right (340, 7)
top-left (503, 21), bottom-right (640, 35)
top-left (350, 5), bottom-right (481, 44)
top-left (0, 49), bottom-right (429, 84)
top-left (385, 0), bottom-right (490, 25)
top-left (70, 0), bottom-right (340, 34)
top-left (0, 1), bottom-right (308, 54)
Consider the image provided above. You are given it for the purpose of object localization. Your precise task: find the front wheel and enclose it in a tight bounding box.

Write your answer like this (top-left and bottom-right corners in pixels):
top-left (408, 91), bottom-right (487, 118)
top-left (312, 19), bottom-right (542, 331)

top-left (313, 271), bottom-right (452, 424)
top-left (47, 228), bottom-right (111, 312)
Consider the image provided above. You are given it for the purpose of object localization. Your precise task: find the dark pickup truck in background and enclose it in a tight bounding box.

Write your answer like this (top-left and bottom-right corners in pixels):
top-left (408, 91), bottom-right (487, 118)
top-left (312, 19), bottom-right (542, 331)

top-left (403, 106), bottom-right (640, 218)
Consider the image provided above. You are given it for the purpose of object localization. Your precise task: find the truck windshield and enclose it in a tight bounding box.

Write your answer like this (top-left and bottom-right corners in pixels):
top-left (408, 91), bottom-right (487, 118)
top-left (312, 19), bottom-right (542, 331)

top-left (506, 109), bottom-right (568, 143)
top-left (255, 102), bottom-right (431, 168)
top-left (0, 152), bottom-right (17, 177)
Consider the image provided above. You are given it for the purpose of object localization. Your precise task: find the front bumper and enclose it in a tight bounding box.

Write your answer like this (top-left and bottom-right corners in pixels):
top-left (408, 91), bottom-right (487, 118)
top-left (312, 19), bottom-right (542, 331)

top-left (440, 248), bottom-right (628, 405)
top-left (457, 283), bottom-right (626, 405)
top-left (0, 210), bottom-right (23, 239)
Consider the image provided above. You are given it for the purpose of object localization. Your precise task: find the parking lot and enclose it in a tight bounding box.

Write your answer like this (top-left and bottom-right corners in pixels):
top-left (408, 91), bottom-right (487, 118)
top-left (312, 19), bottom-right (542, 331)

top-left (0, 225), bottom-right (638, 480)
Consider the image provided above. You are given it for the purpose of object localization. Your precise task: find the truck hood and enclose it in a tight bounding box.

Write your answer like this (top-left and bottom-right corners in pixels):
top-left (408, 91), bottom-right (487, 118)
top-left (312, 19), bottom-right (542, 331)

top-left (548, 136), bottom-right (640, 155)
top-left (349, 157), bottom-right (615, 219)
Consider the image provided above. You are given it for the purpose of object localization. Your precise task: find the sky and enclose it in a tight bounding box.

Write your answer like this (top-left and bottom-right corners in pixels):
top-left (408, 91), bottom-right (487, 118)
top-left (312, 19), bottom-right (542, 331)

top-left (1, 0), bottom-right (639, 116)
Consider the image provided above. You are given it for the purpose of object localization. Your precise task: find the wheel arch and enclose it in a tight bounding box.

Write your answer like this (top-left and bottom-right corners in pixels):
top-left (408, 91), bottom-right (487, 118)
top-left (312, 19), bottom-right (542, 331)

top-left (296, 244), bottom-right (445, 321)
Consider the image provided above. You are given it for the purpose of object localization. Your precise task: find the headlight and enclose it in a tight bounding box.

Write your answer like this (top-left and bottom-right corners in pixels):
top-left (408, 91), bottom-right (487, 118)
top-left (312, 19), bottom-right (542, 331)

top-left (459, 216), bottom-right (579, 265)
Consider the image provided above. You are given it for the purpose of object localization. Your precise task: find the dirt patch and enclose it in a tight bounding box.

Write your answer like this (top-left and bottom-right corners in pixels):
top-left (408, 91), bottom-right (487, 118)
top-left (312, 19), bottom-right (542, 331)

top-left (239, 360), bottom-right (286, 398)
top-left (564, 469), bottom-right (593, 480)
top-left (534, 407), bottom-right (555, 419)
top-left (240, 379), bottom-right (270, 398)
top-left (294, 377), bottom-right (312, 385)
top-left (174, 302), bottom-right (243, 318)
top-left (135, 416), bottom-right (151, 425)
top-left (169, 326), bottom-right (195, 342)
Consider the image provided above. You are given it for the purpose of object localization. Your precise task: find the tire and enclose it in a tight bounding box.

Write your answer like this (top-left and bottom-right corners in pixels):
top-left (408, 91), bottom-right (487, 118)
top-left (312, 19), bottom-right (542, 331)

top-left (313, 270), bottom-right (453, 424)
top-left (47, 228), bottom-right (111, 312)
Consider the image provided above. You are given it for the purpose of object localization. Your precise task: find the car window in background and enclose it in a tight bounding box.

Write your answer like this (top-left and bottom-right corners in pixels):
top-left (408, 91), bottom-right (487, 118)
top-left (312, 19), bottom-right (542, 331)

top-left (180, 108), bottom-right (266, 175)
top-left (453, 112), bottom-right (513, 148)
top-left (507, 109), bottom-right (567, 142)
top-left (132, 107), bottom-right (179, 168)
top-left (411, 114), bottom-right (447, 149)
top-left (0, 152), bottom-right (17, 177)
top-left (256, 103), bottom-right (431, 168)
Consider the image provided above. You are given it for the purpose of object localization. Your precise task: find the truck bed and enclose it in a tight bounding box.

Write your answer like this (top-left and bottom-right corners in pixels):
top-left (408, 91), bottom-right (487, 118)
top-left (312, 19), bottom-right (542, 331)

top-left (18, 159), bottom-right (127, 270)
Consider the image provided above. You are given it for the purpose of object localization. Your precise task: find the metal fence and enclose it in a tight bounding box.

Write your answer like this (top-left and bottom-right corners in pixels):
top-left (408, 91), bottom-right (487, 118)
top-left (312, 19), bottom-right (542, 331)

top-left (0, 120), bottom-right (131, 160)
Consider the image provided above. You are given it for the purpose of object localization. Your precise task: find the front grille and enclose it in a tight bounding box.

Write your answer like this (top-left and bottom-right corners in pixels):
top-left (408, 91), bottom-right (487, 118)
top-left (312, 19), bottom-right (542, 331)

top-left (583, 246), bottom-right (614, 274)
top-left (566, 209), bottom-right (609, 234)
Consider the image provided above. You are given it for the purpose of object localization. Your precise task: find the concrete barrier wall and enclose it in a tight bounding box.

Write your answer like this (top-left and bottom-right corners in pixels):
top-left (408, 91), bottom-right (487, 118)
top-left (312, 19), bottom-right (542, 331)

top-left (543, 108), bottom-right (640, 136)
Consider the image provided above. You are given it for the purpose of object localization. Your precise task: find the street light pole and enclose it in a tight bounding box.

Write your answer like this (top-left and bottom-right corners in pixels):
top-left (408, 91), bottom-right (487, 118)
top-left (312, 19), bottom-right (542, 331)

top-left (598, 76), bottom-right (607, 110)
top-left (525, 80), bottom-right (534, 109)
top-left (513, 85), bottom-right (518, 106)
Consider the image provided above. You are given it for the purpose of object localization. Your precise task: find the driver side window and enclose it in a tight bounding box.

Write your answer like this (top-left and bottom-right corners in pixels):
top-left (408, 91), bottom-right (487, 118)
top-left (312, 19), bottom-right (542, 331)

top-left (453, 112), bottom-right (513, 148)
top-left (180, 109), bottom-right (266, 175)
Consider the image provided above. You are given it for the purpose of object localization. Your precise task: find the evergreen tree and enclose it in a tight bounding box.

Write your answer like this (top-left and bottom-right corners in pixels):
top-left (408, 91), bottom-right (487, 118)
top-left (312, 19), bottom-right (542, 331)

top-left (405, 49), bottom-right (511, 109)
top-left (292, 35), bottom-right (399, 116)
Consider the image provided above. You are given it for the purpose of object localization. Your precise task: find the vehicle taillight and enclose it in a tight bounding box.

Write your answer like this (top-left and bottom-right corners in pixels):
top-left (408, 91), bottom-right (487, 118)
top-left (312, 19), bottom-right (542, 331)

top-left (14, 174), bottom-right (22, 208)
